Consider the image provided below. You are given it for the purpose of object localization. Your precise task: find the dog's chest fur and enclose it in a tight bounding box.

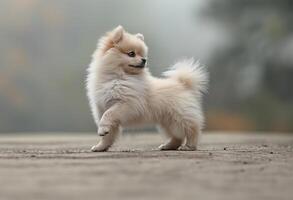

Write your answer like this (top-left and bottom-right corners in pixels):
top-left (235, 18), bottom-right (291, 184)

top-left (96, 74), bottom-right (149, 112)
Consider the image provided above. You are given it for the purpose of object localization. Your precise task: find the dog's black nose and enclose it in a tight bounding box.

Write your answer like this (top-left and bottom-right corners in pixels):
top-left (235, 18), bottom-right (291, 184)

top-left (141, 58), bottom-right (146, 64)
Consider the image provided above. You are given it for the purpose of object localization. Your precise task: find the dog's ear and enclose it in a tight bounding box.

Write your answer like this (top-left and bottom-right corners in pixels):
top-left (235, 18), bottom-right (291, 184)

top-left (136, 33), bottom-right (144, 41)
top-left (112, 25), bottom-right (124, 43)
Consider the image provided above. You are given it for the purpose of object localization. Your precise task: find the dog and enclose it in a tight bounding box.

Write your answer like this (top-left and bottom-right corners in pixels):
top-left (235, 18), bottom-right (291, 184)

top-left (86, 26), bottom-right (208, 152)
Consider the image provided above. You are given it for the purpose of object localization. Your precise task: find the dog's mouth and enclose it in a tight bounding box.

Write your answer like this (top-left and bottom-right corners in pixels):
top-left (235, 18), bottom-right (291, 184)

top-left (128, 64), bottom-right (145, 68)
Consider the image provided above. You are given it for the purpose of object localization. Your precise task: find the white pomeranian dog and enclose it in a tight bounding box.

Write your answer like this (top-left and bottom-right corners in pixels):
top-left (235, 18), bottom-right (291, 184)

top-left (86, 26), bottom-right (208, 152)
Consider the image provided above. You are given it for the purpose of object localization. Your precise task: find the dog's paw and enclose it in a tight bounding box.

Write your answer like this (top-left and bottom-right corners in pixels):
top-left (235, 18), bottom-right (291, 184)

top-left (158, 143), bottom-right (179, 151)
top-left (178, 145), bottom-right (197, 151)
top-left (91, 144), bottom-right (108, 152)
top-left (98, 125), bottom-right (110, 136)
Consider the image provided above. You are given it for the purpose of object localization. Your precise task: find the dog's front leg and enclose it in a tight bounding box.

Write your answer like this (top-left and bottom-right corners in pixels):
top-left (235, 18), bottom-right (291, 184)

top-left (91, 103), bottom-right (129, 152)
top-left (97, 103), bottom-right (129, 136)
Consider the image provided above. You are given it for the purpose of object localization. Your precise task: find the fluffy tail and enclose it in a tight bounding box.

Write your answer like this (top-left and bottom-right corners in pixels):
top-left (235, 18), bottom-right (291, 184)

top-left (163, 58), bottom-right (208, 94)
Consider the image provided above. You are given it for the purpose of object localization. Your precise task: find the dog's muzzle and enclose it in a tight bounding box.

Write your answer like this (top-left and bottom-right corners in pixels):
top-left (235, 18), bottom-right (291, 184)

top-left (129, 58), bottom-right (147, 68)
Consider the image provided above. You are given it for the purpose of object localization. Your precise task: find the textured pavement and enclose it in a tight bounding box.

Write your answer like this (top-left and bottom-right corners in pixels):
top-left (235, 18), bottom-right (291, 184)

top-left (0, 132), bottom-right (293, 200)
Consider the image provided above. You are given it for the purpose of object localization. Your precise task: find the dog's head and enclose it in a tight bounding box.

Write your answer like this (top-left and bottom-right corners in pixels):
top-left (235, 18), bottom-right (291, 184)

top-left (97, 26), bottom-right (148, 75)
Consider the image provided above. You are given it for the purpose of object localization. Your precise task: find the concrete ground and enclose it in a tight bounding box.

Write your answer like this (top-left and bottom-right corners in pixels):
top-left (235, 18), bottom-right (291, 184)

top-left (0, 132), bottom-right (293, 200)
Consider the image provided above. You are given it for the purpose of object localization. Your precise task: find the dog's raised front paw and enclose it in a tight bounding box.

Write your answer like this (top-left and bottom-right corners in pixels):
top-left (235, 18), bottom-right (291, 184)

top-left (98, 125), bottom-right (110, 136)
top-left (91, 144), bottom-right (109, 152)
top-left (178, 145), bottom-right (197, 151)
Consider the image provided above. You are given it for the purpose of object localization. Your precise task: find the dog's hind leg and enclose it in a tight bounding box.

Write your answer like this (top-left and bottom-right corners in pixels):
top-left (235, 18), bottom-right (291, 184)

top-left (178, 124), bottom-right (200, 151)
top-left (158, 125), bottom-right (183, 150)
top-left (158, 137), bottom-right (182, 150)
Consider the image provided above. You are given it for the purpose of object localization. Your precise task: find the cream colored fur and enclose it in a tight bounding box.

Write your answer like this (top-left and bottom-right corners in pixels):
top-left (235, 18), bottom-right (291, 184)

top-left (86, 26), bottom-right (208, 152)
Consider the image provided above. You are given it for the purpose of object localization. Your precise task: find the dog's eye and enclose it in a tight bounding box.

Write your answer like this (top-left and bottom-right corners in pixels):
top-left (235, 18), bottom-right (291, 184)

top-left (127, 51), bottom-right (136, 57)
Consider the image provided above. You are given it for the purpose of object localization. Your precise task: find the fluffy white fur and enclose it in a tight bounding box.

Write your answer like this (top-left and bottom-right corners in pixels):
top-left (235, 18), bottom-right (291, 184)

top-left (86, 26), bottom-right (208, 152)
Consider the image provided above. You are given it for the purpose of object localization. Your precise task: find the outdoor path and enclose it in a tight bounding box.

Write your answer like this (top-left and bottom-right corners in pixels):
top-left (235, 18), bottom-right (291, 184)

top-left (0, 132), bottom-right (292, 200)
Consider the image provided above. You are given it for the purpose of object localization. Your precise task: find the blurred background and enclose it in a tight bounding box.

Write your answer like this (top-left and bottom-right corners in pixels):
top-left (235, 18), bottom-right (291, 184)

top-left (0, 0), bottom-right (292, 133)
